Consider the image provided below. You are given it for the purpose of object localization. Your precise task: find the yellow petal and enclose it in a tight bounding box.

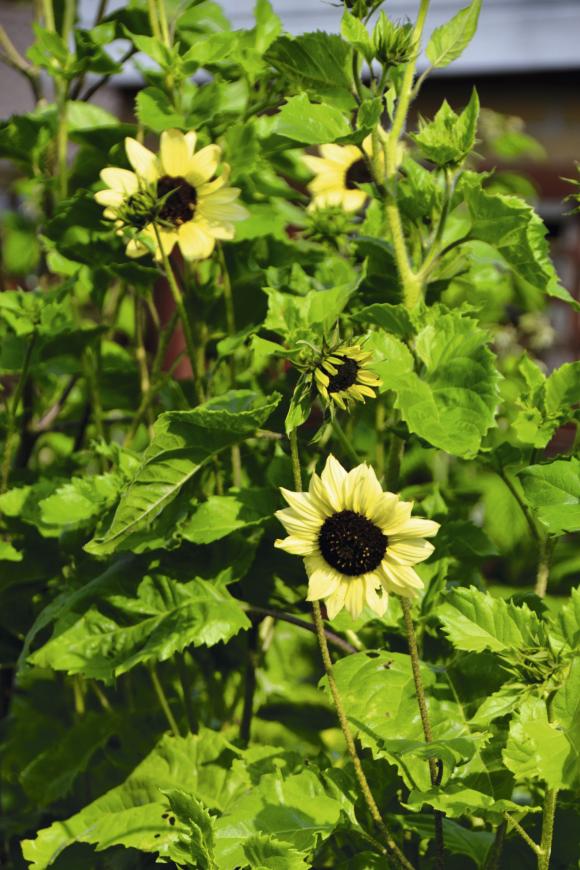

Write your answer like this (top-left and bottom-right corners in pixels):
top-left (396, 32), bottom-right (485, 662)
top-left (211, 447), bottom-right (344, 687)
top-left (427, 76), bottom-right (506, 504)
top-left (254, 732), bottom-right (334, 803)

top-left (344, 464), bottom-right (382, 516)
top-left (125, 237), bottom-right (149, 258)
top-left (305, 555), bottom-right (341, 599)
top-left (125, 138), bottom-right (159, 182)
top-left (318, 454), bottom-right (348, 512)
top-left (341, 189), bottom-right (368, 212)
top-left (100, 167), bottom-right (138, 195)
top-left (344, 578), bottom-right (366, 618)
top-left (386, 538), bottom-right (434, 566)
top-left (365, 579), bottom-right (388, 616)
top-left (274, 535), bottom-right (315, 556)
top-left (95, 189), bottom-right (124, 208)
top-left (391, 517), bottom-right (440, 538)
top-left (186, 144), bottom-right (221, 187)
top-left (160, 129), bottom-right (190, 177)
top-left (320, 144), bottom-right (361, 166)
top-left (177, 221), bottom-right (215, 261)
top-left (380, 562), bottom-right (424, 597)
top-left (325, 582), bottom-right (348, 619)
top-left (184, 130), bottom-right (198, 154)
top-left (380, 500), bottom-right (414, 535)
top-left (275, 507), bottom-right (320, 536)
top-left (279, 488), bottom-right (325, 522)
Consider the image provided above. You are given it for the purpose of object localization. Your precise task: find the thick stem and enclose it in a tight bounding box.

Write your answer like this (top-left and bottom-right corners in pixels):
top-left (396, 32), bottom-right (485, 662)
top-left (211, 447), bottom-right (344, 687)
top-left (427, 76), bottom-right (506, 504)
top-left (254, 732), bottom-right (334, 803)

top-left (239, 624), bottom-right (258, 746)
top-left (149, 665), bottom-right (180, 738)
top-left (538, 788), bottom-right (557, 870)
top-left (384, 0), bottom-right (430, 309)
top-left (534, 537), bottom-right (554, 599)
top-left (401, 596), bottom-right (445, 868)
top-left (55, 83), bottom-right (69, 200)
top-left (153, 225), bottom-right (205, 404)
top-left (288, 429), bottom-right (414, 870)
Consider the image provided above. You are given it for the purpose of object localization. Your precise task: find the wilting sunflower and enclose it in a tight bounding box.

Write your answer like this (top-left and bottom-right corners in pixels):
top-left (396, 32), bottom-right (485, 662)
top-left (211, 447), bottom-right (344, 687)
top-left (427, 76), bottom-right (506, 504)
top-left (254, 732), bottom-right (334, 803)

top-left (314, 342), bottom-right (382, 410)
top-left (95, 129), bottom-right (248, 261)
top-left (275, 455), bottom-right (439, 619)
top-left (302, 133), bottom-right (386, 212)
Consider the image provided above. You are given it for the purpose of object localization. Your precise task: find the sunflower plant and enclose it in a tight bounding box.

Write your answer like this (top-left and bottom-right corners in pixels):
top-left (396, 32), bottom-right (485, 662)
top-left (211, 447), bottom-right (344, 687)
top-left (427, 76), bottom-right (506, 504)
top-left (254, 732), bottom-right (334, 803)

top-left (0, 1), bottom-right (579, 869)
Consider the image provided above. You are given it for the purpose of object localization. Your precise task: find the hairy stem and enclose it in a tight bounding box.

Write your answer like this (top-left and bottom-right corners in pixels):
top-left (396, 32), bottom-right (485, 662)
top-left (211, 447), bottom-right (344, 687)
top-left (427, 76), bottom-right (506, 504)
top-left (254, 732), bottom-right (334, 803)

top-left (503, 813), bottom-right (542, 857)
top-left (289, 429), bottom-right (414, 870)
top-left (538, 787), bottom-right (557, 870)
top-left (383, 0), bottom-right (431, 308)
top-left (153, 225), bottom-right (205, 404)
top-left (535, 537), bottom-right (554, 599)
top-left (149, 666), bottom-right (180, 738)
top-left (401, 597), bottom-right (445, 868)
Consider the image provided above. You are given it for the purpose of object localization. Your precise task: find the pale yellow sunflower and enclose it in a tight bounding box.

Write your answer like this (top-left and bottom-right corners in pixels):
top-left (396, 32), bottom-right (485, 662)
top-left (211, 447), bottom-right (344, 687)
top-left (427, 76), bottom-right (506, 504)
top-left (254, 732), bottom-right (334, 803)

top-left (302, 132), bottom-right (385, 212)
top-left (314, 342), bottom-right (382, 410)
top-left (95, 129), bottom-right (248, 261)
top-left (275, 455), bottom-right (439, 619)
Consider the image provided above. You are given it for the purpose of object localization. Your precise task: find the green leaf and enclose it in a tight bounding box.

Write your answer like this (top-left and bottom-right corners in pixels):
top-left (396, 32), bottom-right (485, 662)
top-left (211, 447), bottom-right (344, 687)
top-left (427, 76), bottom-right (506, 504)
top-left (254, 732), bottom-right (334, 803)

top-left (396, 815), bottom-right (493, 868)
top-left (518, 458), bottom-right (580, 534)
top-left (0, 541), bottom-right (22, 562)
top-left (503, 696), bottom-right (573, 789)
top-left (38, 473), bottom-right (121, 531)
top-left (266, 32), bottom-right (354, 110)
top-left (405, 783), bottom-right (538, 819)
top-left (426, 0), bottom-right (482, 68)
top-left (341, 12), bottom-right (374, 64)
top-left (438, 587), bottom-right (543, 653)
top-left (285, 374), bottom-right (314, 435)
top-left (21, 732), bottom-right (242, 869)
top-left (352, 303), bottom-right (414, 339)
top-left (85, 391), bottom-right (280, 556)
top-left (273, 94), bottom-right (351, 145)
top-left (214, 769), bottom-right (341, 869)
top-left (20, 712), bottom-right (118, 806)
top-left (181, 488), bottom-right (279, 545)
top-left (557, 587), bottom-right (580, 650)
top-left (545, 361), bottom-right (580, 417)
top-left (243, 834), bottom-right (309, 870)
top-left (327, 651), bottom-right (477, 790)
top-left (465, 182), bottom-right (580, 309)
top-left (29, 574), bottom-right (251, 680)
top-left (136, 86), bottom-right (185, 132)
top-left (162, 789), bottom-right (218, 869)
top-left (379, 307), bottom-right (500, 457)
top-left (263, 284), bottom-right (355, 337)
top-left (412, 89), bottom-right (479, 167)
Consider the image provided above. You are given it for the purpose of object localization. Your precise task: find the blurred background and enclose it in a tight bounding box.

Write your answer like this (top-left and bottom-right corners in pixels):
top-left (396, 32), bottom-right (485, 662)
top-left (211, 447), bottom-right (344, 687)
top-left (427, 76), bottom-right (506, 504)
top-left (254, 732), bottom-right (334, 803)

top-left (1, 0), bottom-right (580, 368)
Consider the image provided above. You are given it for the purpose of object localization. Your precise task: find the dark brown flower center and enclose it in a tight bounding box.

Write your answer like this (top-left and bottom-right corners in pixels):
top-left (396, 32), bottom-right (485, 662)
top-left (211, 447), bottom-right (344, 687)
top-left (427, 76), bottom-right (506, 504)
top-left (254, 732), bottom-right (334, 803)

top-left (319, 509), bottom-right (387, 576)
top-left (345, 158), bottom-right (373, 190)
top-left (327, 356), bottom-right (359, 393)
top-left (157, 175), bottom-right (197, 225)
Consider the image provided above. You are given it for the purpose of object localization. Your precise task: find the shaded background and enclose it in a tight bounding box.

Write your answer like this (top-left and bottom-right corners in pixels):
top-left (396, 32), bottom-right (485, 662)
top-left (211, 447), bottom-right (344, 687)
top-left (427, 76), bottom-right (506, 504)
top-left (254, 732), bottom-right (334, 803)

top-left (1, 0), bottom-right (580, 366)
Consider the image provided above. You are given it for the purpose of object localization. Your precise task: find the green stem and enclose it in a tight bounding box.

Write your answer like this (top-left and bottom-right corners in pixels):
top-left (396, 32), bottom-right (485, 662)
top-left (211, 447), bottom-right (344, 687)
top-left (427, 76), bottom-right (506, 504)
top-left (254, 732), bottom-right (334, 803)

top-left (56, 83), bottom-right (69, 200)
top-left (332, 418), bottom-right (360, 465)
top-left (146, 0), bottom-right (162, 41)
top-left (384, 0), bottom-right (430, 309)
top-left (538, 788), bottom-right (557, 870)
top-left (41, 0), bottom-right (55, 31)
top-left (385, 428), bottom-right (403, 492)
top-left (1, 332), bottom-right (37, 493)
top-left (153, 224), bottom-right (205, 404)
top-left (218, 245), bottom-right (242, 486)
top-left (418, 168), bottom-right (453, 280)
top-left (535, 537), bottom-right (554, 599)
top-left (375, 403), bottom-right (386, 481)
top-left (175, 652), bottom-right (198, 733)
top-left (289, 429), bottom-right (414, 870)
top-left (312, 601), bottom-right (414, 870)
top-left (503, 814), bottom-right (542, 857)
top-left (149, 665), bottom-right (180, 738)
top-left (154, 0), bottom-right (171, 49)
top-left (400, 597), bottom-right (445, 868)
top-left (83, 347), bottom-right (105, 443)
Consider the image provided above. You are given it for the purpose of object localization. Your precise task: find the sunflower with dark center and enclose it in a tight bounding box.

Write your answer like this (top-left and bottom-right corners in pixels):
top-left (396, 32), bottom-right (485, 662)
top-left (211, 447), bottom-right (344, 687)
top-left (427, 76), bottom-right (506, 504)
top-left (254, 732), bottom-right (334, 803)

top-left (95, 129), bottom-right (248, 261)
top-left (275, 455), bottom-right (440, 619)
top-left (315, 342), bottom-right (382, 410)
top-left (302, 132), bottom-right (384, 213)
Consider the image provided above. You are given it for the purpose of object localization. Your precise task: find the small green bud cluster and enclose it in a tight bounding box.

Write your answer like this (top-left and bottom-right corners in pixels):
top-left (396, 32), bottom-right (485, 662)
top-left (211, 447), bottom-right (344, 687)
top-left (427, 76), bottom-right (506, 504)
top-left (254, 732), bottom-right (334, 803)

top-left (372, 12), bottom-right (415, 68)
top-left (343, 0), bottom-right (383, 20)
top-left (304, 206), bottom-right (357, 246)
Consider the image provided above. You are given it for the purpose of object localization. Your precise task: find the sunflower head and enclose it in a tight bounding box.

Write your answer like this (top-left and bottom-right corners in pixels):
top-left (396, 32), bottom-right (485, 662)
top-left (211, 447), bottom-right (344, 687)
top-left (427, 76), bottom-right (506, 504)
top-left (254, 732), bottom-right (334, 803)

top-left (302, 143), bottom-right (374, 214)
top-left (275, 455), bottom-right (440, 619)
top-left (95, 129), bottom-right (248, 262)
top-left (314, 341), bottom-right (382, 411)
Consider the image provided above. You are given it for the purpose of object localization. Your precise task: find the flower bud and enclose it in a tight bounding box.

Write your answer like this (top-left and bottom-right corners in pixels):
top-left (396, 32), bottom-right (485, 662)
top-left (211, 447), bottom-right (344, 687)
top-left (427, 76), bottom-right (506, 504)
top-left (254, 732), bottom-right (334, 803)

top-left (372, 12), bottom-right (415, 68)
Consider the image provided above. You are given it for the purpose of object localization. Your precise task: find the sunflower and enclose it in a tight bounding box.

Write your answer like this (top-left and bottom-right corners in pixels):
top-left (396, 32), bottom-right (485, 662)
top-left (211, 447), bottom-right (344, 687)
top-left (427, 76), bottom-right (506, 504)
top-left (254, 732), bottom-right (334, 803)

top-left (95, 129), bottom-right (248, 261)
top-left (302, 133), bottom-right (385, 213)
top-left (275, 455), bottom-right (439, 619)
top-left (314, 342), bottom-right (382, 410)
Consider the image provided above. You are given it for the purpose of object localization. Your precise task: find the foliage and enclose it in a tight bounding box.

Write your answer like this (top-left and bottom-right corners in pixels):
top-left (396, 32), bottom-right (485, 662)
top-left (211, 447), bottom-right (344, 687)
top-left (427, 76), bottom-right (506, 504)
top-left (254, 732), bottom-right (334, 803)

top-left (0, 1), bottom-right (578, 869)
